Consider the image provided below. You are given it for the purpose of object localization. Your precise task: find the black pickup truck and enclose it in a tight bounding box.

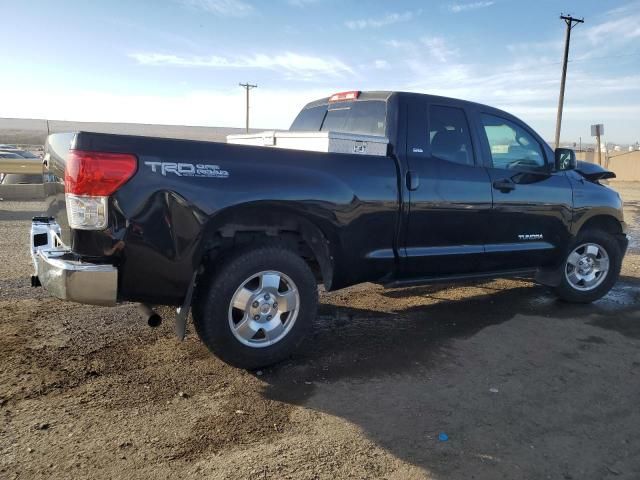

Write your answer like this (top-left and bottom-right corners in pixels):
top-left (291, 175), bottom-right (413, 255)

top-left (32, 91), bottom-right (628, 368)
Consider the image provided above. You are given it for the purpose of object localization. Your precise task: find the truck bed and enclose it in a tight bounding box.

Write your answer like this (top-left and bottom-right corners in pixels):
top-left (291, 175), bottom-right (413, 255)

top-left (41, 131), bottom-right (401, 304)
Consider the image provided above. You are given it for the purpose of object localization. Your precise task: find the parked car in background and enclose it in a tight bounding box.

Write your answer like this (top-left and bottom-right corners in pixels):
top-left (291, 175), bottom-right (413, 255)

top-left (1, 149), bottom-right (44, 184)
top-left (9, 149), bottom-right (39, 159)
top-left (0, 151), bottom-right (25, 159)
top-left (1, 173), bottom-right (43, 184)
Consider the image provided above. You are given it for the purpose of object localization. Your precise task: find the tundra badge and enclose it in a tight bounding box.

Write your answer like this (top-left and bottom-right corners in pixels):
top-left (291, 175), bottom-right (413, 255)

top-left (518, 234), bottom-right (544, 241)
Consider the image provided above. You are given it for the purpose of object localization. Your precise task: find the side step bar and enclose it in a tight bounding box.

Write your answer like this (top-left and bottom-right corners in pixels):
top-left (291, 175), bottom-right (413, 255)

top-left (384, 268), bottom-right (537, 289)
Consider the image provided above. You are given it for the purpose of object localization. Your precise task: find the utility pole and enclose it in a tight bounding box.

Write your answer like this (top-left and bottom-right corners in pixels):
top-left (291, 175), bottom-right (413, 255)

top-left (239, 82), bottom-right (257, 133)
top-left (591, 124), bottom-right (604, 166)
top-left (554, 14), bottom-right (584, 149)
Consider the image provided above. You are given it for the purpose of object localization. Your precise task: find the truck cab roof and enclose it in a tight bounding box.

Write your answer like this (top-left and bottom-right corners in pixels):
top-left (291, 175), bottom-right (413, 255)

top-left (302, 90), bottom-right (518, 115)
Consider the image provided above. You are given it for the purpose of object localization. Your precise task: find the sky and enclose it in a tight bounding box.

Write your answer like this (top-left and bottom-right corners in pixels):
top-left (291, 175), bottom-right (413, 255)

top-left (1, 0), bottom-right (639, 144)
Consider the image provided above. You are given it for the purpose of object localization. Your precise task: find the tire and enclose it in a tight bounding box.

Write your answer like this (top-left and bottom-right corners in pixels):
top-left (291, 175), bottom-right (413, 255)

top-left (192, 245), bottom-right (318, 369)
top-left (554, 229), bottom-right (622, 303)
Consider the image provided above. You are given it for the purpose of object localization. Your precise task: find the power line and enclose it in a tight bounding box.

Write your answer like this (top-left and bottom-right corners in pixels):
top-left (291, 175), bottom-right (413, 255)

top-left (239, 82), bottom-right (257, 133)
top-left (555, 14), bottom-right (584, 149)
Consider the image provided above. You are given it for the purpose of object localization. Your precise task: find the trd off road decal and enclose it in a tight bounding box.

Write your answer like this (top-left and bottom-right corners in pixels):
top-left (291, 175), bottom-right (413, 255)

top-left (144, 161), bottom-right (229, 178)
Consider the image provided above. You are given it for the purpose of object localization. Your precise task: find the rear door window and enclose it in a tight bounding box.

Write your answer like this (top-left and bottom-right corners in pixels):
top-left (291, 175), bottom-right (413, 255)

top-left (428, 105), bottom-right (475, 166)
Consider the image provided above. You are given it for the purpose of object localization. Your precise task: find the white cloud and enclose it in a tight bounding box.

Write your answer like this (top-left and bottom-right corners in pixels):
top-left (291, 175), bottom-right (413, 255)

top-left (584, 15), bottom-right (640, 45)
top-left (345, 11), bottom-right (413, 30)
top-left (179, 0), bottom-right (254, 17)
top-left (448, 1), bottom-right (494, 13)
top-left (506, 39), bottom-right (563, 54)
top-left (383, 39), bottom-right (406, 49)
top-left (421, 36), bottom-right (459, 63)
top-left (604, 0), bottom-right (640, 17)
top-left (129, 52), bottom-right (354, 79)
top-left (385, 36), bottom-right (458, 64)
top-left (373, 59), bottom-right (390, 69)
top-left (287, 0), bottom-right (319, 7)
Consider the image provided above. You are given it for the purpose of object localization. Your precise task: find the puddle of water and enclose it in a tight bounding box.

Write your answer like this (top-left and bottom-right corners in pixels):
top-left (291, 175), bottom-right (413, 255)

top-left (624, 203), bottom-right (640, 252)
top-left (627, 224), bottom-right (640, 252)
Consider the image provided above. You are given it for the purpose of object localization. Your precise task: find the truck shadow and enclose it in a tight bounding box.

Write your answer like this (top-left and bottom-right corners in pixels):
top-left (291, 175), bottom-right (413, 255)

top-left (259, 276), bottom-right (640, 477)
top-left (269, 276), bottom-right (640, 384)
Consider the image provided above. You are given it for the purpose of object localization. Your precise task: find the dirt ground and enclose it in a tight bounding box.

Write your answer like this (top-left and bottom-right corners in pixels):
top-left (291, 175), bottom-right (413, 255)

top-left (1, 182), bottom-right (639, 480)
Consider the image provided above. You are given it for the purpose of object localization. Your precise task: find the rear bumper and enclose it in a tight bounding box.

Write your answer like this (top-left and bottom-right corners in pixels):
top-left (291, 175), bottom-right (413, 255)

top-left (36, 249), bottom-right (118, 306)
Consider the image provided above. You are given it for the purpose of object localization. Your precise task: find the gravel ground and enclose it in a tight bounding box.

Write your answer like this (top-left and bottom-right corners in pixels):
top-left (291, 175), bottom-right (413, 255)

top-left (1, 182), bottom-right (639, 479)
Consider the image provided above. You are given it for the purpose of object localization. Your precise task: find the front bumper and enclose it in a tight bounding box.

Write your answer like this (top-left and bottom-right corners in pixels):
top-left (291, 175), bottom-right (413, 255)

top-left (31, 217), bottom-right (118, 306)
top-left (36, 249), bottom-right (118, 306)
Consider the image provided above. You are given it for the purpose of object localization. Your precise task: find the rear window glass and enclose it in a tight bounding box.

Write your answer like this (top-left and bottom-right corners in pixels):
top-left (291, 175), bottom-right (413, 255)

top-left (289, 105), bottom-right (327, 131)
top-left (290, 100), bottom-right (386, 136)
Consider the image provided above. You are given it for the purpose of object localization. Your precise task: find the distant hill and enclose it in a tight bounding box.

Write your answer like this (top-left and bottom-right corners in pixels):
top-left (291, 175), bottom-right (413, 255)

top-left (0, 118), bottom-right (263, 145)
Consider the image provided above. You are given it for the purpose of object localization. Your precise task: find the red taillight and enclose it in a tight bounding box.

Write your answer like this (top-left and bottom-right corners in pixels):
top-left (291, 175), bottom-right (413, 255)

top-left (329, 91), bottom-right (360, 102)
top-left (65, 150), bottom-right (137, 196)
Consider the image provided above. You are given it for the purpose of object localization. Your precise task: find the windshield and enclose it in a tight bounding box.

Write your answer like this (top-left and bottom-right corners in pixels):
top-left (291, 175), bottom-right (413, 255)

top-left (290, 100), bottom-right (387, 136)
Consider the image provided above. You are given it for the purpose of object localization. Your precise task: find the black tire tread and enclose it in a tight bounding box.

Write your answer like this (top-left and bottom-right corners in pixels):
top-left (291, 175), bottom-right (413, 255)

top-left (192, 245), bottom-right (318, 369)
top-left (554, 229), bottom-right (621, 303)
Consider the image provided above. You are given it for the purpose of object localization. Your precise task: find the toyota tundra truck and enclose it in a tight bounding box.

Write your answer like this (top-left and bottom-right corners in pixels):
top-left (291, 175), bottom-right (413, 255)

top-left (31, 91), bottom-right (628, 369)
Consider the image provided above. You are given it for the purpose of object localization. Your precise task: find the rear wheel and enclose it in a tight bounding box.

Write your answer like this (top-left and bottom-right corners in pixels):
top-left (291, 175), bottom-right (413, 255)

top-left (554, 229), bottom-right (621, 303)
top-left (193, 245), bottom-right (318, 369)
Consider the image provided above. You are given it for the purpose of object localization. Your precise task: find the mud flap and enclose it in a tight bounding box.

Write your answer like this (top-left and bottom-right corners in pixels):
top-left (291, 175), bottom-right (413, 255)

top-left (175, 271), bottom-right (198, 341)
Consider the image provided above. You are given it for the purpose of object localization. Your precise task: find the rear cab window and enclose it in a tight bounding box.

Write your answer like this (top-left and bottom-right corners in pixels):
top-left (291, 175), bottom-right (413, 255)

top-left (290, 100), bottom-right (387, 137)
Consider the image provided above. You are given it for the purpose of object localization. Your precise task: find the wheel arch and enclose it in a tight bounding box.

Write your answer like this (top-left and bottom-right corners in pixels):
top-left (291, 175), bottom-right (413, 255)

top-left (537, 213), bottom-right (626, 288)
top-left (574, 212), bottom-right (627, 253)
top-left (576, 214), bottom-right (624, 236)
top-left (197, 203), bottom-right (337, 290)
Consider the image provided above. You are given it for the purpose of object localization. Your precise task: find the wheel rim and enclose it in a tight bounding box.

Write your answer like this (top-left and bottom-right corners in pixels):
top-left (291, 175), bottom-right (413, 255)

top-left (228, 270), bottom-right (300, 348)
top-left (564, 242), bottom-right (610, 292)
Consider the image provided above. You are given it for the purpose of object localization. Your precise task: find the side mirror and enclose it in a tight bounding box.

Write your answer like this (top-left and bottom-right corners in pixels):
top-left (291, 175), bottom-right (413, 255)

top-left (555, 148), bottom-right (577, 171)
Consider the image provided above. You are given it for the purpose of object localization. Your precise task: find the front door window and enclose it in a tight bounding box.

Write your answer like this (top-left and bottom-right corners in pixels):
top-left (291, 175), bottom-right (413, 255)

top-left (481, 114), bottom-right (546, 171)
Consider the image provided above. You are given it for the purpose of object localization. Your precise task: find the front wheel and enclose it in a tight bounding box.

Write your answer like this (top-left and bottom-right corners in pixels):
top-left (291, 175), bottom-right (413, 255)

top-left (192, 245), bottom-right (318, 369)
top-left (554, 230), bottom-right (622, 303)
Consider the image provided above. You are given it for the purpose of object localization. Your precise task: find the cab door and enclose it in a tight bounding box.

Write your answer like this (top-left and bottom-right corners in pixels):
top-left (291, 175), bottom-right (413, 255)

top-left (401, 99), bottom-right (493, 277)
top-left (474, 111), bottom-right (573, 269)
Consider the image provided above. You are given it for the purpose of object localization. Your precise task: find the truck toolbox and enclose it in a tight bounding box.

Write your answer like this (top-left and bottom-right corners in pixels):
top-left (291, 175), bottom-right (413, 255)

top-left (227, 130), bottom-right (389, 156)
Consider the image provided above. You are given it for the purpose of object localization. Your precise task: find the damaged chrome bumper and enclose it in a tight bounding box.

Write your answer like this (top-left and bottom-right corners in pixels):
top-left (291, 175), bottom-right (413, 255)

top-left (31, 218), bottom-right (118, 306)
